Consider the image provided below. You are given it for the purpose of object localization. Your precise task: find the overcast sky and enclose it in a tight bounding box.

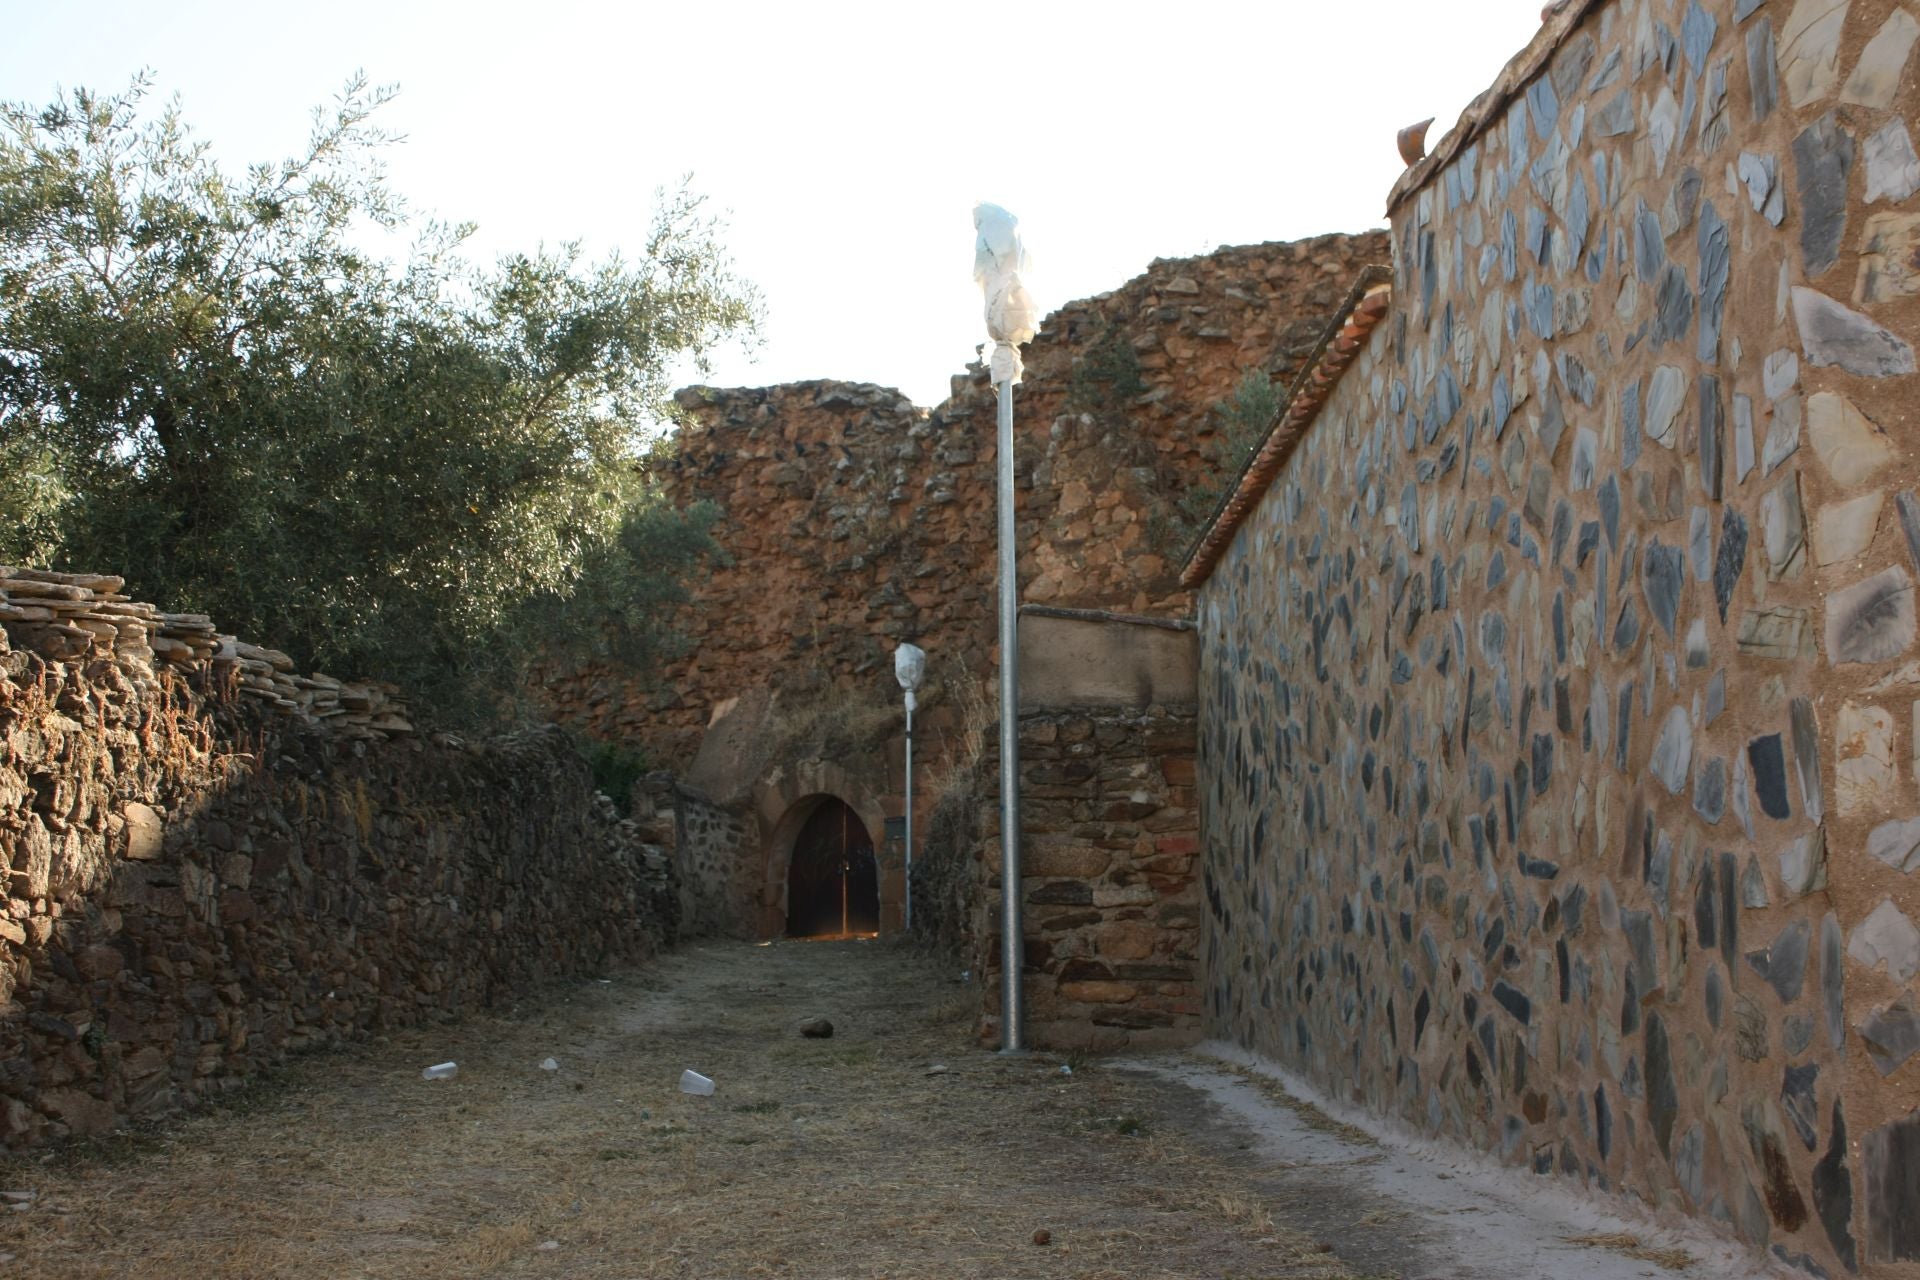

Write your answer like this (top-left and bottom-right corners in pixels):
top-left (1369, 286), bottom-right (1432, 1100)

top-left (2, 0), bottom-right (1547, 408)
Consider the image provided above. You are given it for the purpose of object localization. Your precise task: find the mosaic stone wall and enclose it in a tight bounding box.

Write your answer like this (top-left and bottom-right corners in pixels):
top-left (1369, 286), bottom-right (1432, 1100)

top-left (1195, 0), bottom-right (1920, 1273)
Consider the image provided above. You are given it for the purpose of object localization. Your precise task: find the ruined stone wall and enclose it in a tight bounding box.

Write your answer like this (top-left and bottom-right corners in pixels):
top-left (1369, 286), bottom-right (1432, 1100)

top-left (973, 707), bottom-right (1201, 1052)
top-left (541, 233), bottom-right (1390, 766)
top-left (0, 577), bottom-right (675, 1144)
top-left (1196, 0), bottom-right (1920, 1273)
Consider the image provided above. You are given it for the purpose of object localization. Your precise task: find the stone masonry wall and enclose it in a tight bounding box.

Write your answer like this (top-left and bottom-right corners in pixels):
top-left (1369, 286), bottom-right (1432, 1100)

top-left (1197, 0), bottom-right (1920, 1273)
top-left (0, 575), bottom-right (676, 1144)
top-left (974, 708), bottom-right (1201, 1051)
top-left (542, 232), bottom-right (1390, 766)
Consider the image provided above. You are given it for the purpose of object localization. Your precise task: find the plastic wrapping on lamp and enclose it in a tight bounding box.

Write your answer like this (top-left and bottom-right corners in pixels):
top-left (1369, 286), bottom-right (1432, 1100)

top-left (973, 203), bottom-right (1036, 384)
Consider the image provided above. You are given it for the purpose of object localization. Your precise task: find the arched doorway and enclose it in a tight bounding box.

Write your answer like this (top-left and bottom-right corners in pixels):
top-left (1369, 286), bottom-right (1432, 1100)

top-left (786, 798), bottom-right (879, 938)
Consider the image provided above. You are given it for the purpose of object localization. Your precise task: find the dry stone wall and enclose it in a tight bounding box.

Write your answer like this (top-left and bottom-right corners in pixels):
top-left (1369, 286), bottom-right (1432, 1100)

top-left (0, 574), bottom-right (676, 1144)
top-left (1196, 0), bottom-right (1920, 1273)
top-left (541, 233), bottom-right (1390, 767)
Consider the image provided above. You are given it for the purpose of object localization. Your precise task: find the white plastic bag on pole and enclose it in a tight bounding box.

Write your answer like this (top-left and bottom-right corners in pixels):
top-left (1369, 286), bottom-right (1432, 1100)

top-left (893, 643), bottom-right (926, 712)
top-left (972, 203), bottom-right (1037, 385)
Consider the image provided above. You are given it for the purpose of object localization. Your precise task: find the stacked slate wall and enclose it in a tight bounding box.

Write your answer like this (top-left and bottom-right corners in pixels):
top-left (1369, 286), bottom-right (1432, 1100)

top-left (1196, 0), bottom-right (1920, 1273)
top-left (0, 593), bottom-right (676, 1145)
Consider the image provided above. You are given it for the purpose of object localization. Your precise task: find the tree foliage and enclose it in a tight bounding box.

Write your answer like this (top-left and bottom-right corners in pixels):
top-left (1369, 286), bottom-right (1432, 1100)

top-left (0, 74), bottom-right (758, 721)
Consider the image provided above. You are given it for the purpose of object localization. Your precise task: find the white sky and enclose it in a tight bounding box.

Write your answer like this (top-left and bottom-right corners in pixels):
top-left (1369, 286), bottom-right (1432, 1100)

top-left (2, 0), bottom-right (1547, 408)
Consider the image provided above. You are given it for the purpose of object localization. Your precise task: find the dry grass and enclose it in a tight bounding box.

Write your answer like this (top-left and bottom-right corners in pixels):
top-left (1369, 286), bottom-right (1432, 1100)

top-left (0, 940), bottom-right (1371, 1279)
top-left (1563, 1232), bottom-right (1696, 1271)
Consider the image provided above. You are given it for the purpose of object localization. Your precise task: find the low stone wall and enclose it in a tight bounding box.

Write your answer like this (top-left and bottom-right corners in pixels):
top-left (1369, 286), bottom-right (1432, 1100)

top-left (673, 784), bottom-right (751, 938)
top-left (974, 708), bottom-right (1202, 1051)
top-left (0, 583), bottom-right (676, 1145)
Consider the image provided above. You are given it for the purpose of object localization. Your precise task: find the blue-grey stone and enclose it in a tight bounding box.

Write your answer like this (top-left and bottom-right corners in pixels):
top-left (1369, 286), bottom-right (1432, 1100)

top-left (1860, 995), bottom-right (1920, 1077)
top-left (1526, 76), bottom-right (1559, 139)
top-left (1734, 0), bottom-right (1765, 17)
top-left (1620, 378), bottom-right (1643, 470)
top-left (1699, 374), bottom-right (1724, 499)
top-left (1524, 275), bottom-right (1556, 338)
top-left (1763, 349), bottom-right (1800, 400)
top-left (1492, 980), bottom-right (1532, 1024)
top-left (1558, 352), bottom-right (1595, 406)
top-left (1747, 918), bottom-right (1811, 1003)
top-left (1540, 384), bottom-right (1568, 459)
top-left (1655, 264), bottom-right (1696, 347)
top-left (1792, 699), bottom-right (1824, 823)
top-left (1593, 88), bottom-right (1634, 138)
top-left (1746, 17), bottom-right (1779, 122)
top-left (1694, 756), bottom-right (1728, 824)
top-left (1634, 199), bottom-right (1666, 282)
top-left (1599, 475), bottom-right (1621, 551)
top-left (1697, 201), bottom-right (1730, 363)
top-left (1686, 618), bottom-right (1711, 667)
top-left (1785, 1015), bottom-right (1814, 1057)
top-left (1708, 669), bottom-right (1727, 725)
top-left (1644, 541), bottom-right (1685, 636)
top-left (1743, 1099), bottom-right (1810, 1232)
top-left (1571, 428), bottom-right (1598, 490)
top-left (1646, 1014), bottom-right (1679, 1157)
top-left (1732, 393), bottom-right (1757, 482)
top-left (1675, 1122), bottom-right (1707, 1202)
top-left (1690, 507), bottom-right (1713, 581)
top-left (1893, 491), bottom-right (1920, 578)
top-left (1713, 506), bottom-right (1747, 623)
top-left (1782, 1064), bottom-right (1820, 1151)
top-left (1500, 209), bottom-right (1518, 281)
top-left (1576, 520), bottom-right (1599, 567)
top-left (1739, 151), bottom-right (1787, 224)
top-left (1525, 204), bottom-right (1549, 264)
top-left (1826, 565), bottom-right (1916, 664)
top-left (1864, 1110), bottom-right (1919, 1263)
top-left (1614, 595), bottom-right (1642, 654)
top-left (1749, 734), bottom-right (1791, 819)
top-left (1793, 112), bottom-right (1855, 278)
top-left (1652, 705), bottom-right (1692, 793)
top-left (1865, 119), bottom-right (1920, 204)
top-left (1815, 1102), bottom-right (1856, 1271)
top-left (1682, 0), bottom-right (1717, 76)
top-left (1792, 287), bottom-right (1917, 376)
top-left (1615, 682), bottom-right (1634, 773)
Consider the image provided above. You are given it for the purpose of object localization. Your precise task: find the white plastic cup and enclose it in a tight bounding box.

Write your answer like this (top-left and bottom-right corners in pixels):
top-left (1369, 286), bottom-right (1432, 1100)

top-left (421, 1062), bottom-right (458, 1081)
top-left (679, 1069), bottom-right (715, 1096)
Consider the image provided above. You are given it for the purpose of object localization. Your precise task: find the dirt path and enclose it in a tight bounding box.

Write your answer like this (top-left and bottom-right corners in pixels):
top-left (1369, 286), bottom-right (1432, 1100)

top-left (0, 940), bottom-right (1374, 1279)
top-left (0, 940), bottom-right (1762, 1279)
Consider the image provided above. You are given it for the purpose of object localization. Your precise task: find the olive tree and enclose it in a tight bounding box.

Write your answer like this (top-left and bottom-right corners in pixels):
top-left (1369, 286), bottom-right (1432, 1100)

top-left (0, 74), bottom-right (758, 719)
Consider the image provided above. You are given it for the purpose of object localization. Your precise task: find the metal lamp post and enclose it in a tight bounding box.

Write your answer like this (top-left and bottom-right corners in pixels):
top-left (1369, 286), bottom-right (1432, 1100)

top-left (894, 642), bottom-right (926, 931)
top-left (972, 203), bottom-right (1036, 1053)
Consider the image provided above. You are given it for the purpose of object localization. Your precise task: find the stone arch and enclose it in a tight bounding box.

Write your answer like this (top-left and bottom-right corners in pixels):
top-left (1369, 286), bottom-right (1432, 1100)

top-left (753, 759), bottom-right (893, 940)
top-left (781, 797), bottom-right (878, 937)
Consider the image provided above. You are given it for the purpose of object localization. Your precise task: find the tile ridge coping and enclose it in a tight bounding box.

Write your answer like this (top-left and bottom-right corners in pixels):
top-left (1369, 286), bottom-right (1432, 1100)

top-left (1179, 268), bottom-right (1394, 590)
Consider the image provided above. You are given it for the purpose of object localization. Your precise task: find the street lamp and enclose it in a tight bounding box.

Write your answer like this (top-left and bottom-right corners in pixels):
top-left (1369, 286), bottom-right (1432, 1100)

top-left (894, 642), bottom-right (926, 931)
top-left (972, 202), bottom-right (1035, 1053)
